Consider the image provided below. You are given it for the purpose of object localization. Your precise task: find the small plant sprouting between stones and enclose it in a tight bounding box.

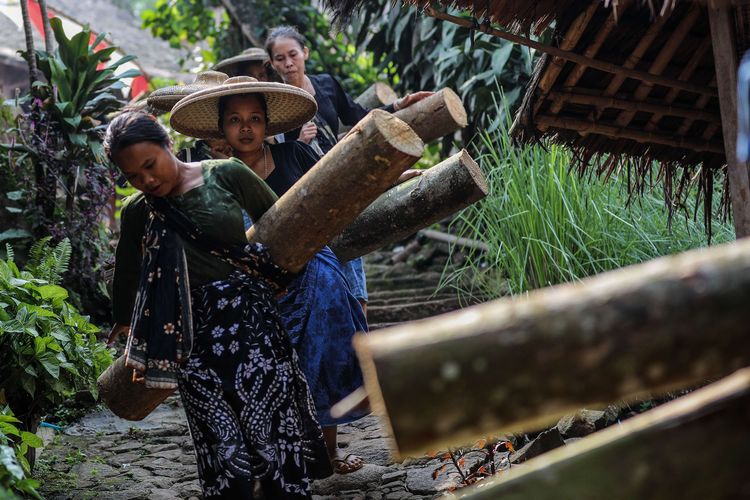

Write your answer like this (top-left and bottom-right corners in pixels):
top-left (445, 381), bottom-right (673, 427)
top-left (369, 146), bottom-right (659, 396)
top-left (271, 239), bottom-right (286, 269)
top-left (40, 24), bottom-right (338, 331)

top-left (429, 437), bottom-right (515, 490)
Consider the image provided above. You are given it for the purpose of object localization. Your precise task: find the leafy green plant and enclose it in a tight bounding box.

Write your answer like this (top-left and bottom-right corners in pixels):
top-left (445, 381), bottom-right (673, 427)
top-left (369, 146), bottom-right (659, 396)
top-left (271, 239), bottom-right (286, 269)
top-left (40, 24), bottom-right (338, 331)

top-left (3, 17), bottom-right (133, 318)
top-left (0, 407), bottom-right (41, 499)
top-left (345, 4), bottom-right (535, 146)
top-left (0, 239), bottom-right (113, 458)
top-left (441, 114), bottom-right (734, 298)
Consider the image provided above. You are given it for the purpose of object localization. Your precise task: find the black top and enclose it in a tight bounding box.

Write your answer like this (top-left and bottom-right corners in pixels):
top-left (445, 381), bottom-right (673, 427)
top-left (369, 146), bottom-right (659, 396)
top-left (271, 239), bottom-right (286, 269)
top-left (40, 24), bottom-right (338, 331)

top-left (265, 141), bottom-right (320, 196)
top-left (284, 74), bottom-right (394, 154)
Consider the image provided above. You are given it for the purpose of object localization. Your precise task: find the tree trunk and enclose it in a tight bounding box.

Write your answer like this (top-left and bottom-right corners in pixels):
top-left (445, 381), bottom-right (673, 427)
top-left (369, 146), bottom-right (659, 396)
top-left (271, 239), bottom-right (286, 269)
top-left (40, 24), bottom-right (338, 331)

top-left (38, 0), bottom-right (54, 53)
top-left (330, 150), bottom-right (487, 262)
top-left (247, 110), bottom-right (423, 272)
top-left (459, 369), bottom-right (750, 500)
top-left (354, 237), bottom-right (750, 455)
top-left (392, 88), bottom-right (468, 144)
top-left (19, 0), bottom-right (38, 85)
top-left (218, 0), bottom-right (266, 47)
top-left (97, 355), bottom-right (175, 421)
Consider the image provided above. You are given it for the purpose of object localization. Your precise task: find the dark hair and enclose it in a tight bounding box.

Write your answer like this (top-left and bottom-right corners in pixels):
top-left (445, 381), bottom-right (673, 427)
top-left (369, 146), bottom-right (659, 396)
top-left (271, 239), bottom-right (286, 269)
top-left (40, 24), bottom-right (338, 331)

top-left (265, 25), bottom-right (307, 57)
top-left (218, 93), bottom-right (269, 132)
top-left (104, 110), bottom-right (170, 160)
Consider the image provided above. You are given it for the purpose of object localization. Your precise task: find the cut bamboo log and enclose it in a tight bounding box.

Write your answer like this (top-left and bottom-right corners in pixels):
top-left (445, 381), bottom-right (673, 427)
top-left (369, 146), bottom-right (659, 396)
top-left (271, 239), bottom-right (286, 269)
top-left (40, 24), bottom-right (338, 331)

top-left (392, 88), bottom-right (468, 144)
top-left (247, 109), bottom-right (424, 272)
top-left (329, 150), bottom-right (487, 262)
top-left (453, 368), bottom-right (750, 499)
top-left (96, 355), bottom-right (175, 421)
top-left (354, 237), bottom-right (750, 455)
top-left (356, 82), bottom-right (398, 109)
top-left (340, 82), bottom-right (399, 135)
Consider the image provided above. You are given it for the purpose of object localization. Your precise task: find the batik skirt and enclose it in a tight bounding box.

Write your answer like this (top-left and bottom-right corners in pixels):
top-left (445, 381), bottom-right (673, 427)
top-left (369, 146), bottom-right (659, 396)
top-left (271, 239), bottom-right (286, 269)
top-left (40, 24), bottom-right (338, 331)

top-left (277, 247), bottom-right (369, 426)
top-left (178, 270), bottom-right (332, 499)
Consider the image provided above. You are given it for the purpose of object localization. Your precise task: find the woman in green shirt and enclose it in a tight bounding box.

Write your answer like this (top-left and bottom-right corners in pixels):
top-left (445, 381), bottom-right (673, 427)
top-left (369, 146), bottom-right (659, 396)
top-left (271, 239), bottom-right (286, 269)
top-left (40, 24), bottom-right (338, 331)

top-left (105, 110), bottom-right (331, 498)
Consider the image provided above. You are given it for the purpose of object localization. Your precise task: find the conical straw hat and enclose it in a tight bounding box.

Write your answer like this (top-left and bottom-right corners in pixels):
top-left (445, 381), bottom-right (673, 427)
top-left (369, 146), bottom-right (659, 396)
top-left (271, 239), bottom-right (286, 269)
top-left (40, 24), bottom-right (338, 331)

top-left (147, 71), bottom-right (228, 113)
top-left (170, 76), bottom-right (317, 139)
top-left (214, 47), bottom-right (270, 75)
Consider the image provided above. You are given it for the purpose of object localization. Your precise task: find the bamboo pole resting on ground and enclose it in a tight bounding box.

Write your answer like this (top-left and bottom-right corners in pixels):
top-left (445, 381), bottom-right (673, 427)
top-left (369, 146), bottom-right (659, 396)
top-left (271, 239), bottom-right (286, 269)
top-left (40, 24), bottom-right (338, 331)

top-left (354, 238), bottom-right (750, 455)
top-left (454, 368), bottom-right (750, 499)
top-left (247, 109), bottom-right (424, 272)
top-left (330, 150), bottom-right (487, 262)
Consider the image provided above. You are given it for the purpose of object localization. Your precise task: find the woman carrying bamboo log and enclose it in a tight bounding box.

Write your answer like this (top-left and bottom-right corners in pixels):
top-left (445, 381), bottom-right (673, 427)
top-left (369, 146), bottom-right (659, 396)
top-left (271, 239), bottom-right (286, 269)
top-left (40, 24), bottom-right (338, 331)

top-left (265, 25), bottom-right (430, 319)
top-left (104, 109), bottom-right (332, 498)
top-left (170, 76), bottom-right (372, 474)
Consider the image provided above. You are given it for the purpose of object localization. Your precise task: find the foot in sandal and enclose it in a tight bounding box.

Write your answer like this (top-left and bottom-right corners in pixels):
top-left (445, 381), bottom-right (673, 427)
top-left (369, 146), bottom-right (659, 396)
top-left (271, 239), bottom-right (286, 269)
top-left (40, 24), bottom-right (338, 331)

top-left (331, 451), bottom-right (364, 474)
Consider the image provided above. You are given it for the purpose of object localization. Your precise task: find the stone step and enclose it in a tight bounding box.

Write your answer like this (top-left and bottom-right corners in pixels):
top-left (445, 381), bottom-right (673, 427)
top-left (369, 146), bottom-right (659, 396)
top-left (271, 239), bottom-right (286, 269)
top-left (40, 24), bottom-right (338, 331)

top-left (368, 294), bottom-right (456, 308)
top-left (367, 297), bottom-right (464, 323)
top-left (367, 287), bottom-right (444, 300)
top-left (365, 273), bottom-right (444, 291)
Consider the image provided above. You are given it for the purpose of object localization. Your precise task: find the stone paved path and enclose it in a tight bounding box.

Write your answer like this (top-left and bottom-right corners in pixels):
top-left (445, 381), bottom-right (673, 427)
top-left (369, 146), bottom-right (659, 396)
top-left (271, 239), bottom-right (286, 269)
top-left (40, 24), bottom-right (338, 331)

top-left (35, 248), bottom-right (471, 499)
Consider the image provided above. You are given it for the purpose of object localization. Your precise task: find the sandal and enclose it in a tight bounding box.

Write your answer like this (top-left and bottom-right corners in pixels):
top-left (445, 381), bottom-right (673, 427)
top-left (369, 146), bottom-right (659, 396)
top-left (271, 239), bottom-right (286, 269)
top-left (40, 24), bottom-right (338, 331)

top-left (332, 452), bottom-right (364, 474)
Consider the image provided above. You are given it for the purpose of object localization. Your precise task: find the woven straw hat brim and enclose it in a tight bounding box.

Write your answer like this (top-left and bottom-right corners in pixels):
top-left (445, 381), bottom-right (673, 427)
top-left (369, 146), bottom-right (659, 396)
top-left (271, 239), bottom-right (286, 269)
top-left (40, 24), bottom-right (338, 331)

top-left (214, 53), bottom-right (269, 73)
top-left (170, 82), bottom-right (317, 139)
top-left (147, 84), bottom-right (214, 112)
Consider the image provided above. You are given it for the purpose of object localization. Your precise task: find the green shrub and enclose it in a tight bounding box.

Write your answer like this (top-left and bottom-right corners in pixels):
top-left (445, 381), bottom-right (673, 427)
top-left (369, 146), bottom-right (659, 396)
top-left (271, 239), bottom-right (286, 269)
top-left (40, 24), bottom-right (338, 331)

top-left (442, 124), bottom-right (734, 298)
top-left (0, 407), bottom-right (41, 499)
top-left (0, 239), bottom-right (113, 436)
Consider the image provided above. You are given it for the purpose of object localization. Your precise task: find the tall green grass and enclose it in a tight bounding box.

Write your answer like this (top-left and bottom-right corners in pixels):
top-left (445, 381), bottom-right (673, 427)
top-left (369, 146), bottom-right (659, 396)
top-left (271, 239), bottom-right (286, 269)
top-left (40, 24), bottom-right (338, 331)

top-left (441, 125), bottom-right (735, 299)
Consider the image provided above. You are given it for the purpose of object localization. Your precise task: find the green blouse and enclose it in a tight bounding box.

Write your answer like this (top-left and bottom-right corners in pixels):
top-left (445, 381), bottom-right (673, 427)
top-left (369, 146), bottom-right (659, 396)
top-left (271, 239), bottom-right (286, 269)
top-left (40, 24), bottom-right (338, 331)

top-left (112, 158), bottom-right (278, 325)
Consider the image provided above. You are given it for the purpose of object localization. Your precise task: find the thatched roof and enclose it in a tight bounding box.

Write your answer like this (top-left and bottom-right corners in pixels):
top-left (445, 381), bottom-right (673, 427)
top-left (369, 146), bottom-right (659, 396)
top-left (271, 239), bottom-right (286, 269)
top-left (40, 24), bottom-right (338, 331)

top-left (326, 0), bottom-right (750, 229)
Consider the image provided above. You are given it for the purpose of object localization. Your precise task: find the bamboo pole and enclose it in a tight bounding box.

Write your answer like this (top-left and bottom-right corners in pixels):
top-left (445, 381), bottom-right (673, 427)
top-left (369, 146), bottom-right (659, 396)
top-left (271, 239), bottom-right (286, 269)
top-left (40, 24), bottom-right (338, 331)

top-left (548, 0), bottom-right (632, 115)
top-left (536, 114), bottom-right (725, 154)
top-left (709, 5), bottom-right (750, 237)
top-left (453, 369), bottom-right (750, 499)
top-left (532, 2), bottom-right (600, 116)
top-left (247, 110), bottom-right (424, 272)
top-left (613, 5), bottom-right (701, 128)
top-left (644, 36), bottom-right (712, 132)
top-left (329, 150), bottom-right (487, 262)
top-left (423, 7), bottom-right (716, 99)
top-left (676, 77), bottom-right (716, 136)
top-left (546, 90), bottom-right (720, 123)
top-left (392, 88), bottom-right (468, 143)
top-left (354, 237), bottom-right (750, 455)
top-left (418, 229), bottom-right (489, 252)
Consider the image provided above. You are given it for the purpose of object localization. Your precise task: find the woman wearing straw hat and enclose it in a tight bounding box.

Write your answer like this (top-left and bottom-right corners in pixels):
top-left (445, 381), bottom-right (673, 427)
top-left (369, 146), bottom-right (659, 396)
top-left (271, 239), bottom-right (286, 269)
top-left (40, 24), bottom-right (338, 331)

top-left (105, 110), bottom-right (332, 498)
top-left (265, 25), bottom-right (430, 322)
top-left (171, 76), bottom-right (370, 474)
top-left (148, 71), bottom-right (234, 162)
top-left (215, 46), bottom-right (277, 81)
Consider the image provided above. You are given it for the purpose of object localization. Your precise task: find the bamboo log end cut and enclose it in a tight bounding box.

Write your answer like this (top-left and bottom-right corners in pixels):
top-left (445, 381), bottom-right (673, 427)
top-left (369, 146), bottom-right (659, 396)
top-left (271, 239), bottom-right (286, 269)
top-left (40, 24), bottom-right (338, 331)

top-left (374, 82), bottom-right (398, 105)
top-left (369, 109), bottom-right (424, 159)
top-left (442, 88), bottom-right (469, 128)
top-left (458, 149), bottom-right (489, 196)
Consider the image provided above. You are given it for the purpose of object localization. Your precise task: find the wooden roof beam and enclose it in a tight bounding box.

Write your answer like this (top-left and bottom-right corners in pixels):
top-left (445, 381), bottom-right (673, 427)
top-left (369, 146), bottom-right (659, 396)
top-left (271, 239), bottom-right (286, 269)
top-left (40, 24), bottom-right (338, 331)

top-left (536, 114), bottom-right (725, 154)
top-left (547, 0), bottom-right (633, 116)
top-left (532, 1), bottom-right (601, 116)
top-left (644, 36), bottom-right (712, 132)
top-left (545, 90), bottom-right (721, 123)
top-left (613, 5), bottom-right (702, 128)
